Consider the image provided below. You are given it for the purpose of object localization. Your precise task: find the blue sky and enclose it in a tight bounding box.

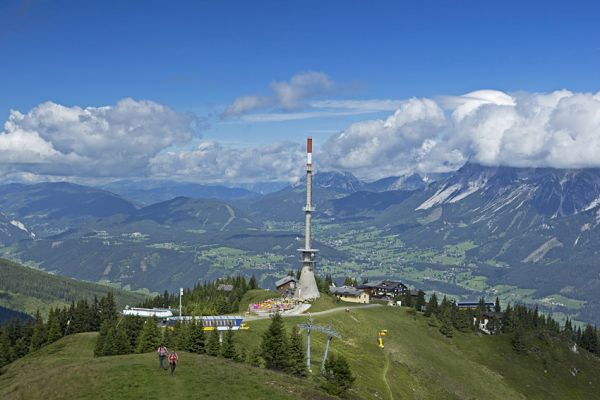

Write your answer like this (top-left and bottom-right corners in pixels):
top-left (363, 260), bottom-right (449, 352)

top-left (1, 1), bottom-right (600, 183)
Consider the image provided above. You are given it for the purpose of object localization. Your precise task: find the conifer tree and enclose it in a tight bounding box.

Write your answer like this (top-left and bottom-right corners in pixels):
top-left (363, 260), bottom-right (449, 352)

top-left (94, 320), bottom-right (111, 356)
top-left (99, 292), bottom-right (118, 324)
top-left (236, 346), bottom-right (247, 363)
top-left (512, 329), bottom-right (527, 354)
top-left (494, 297), bottom-right (501, 313)
top-left (221, 328), bottom-right (237, 359)
top-left (478, 297), bottom-right (488, 313)
top-left (249, 275), bottom-right (258, 290)
top-left (581, 325), bottom-right (599, 354)
top-left (114, 324), bottom-right (133, 355)
top-left (46, 312), bottom-right (63, 344)
top-left (502, 304), bottom-right (515, 333)
top-left (287, 326), bottom-right (307, 376)
top-left (163, 325), bottom-right (176, 349)
top-left (452, 309), bottom-right (471, 333)
top-left (322, 353), bottom-right (355, 396)
top-left (439, 308), bottom-right (453, 338)
top-left (175, 321), bottom-right (190, 350)
top-left (261, 313), bottom-right (288, 371)
top-left (415, 290), bottom-right (426, 312)
top-left (206, 328), bottom-right (221, 356)
top-left (424, 293), bottom-right (438, 317)
top-left (188, 319), bottom-right (206, 354)
top-left (402, 289), bottom-right (413, 307)
top-left (29, 310), bottom-right (47, 352)
top-left (0, 328), bottom-right (13, 367)
top-left (102, 325), bottom-right (118, 356)
top-left (249, 346), bottom-right (264, 367)
top-left (136, 316), bottom-right (161, 353)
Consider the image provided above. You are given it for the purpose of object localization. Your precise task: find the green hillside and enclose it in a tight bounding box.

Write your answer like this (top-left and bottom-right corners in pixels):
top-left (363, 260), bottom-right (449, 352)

top-left (0, 333), bottom-right (333, 400)
top-left (0, 258), bottom-right (149, 317)
top-left (2, 306), bottom-right (599, 399)
top-left (237, 306), bottom-right (600, 400)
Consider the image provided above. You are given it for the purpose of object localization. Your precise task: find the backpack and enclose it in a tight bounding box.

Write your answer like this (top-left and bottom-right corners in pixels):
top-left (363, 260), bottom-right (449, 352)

top-left (169, 353), bottom-right (178, 363)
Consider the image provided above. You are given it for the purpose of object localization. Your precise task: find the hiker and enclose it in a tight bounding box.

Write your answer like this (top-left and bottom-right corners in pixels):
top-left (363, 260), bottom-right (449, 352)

top-left (157, 343), bottom-right (168, 370)
top-left (169, 351), bottom-right (179, 376)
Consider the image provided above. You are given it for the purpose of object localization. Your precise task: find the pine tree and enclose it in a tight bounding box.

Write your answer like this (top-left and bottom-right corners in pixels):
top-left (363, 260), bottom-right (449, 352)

top-left (46, 312), bottom-right (63, 344)
top-left (494, 297), bottom-right (501, 313)
top-left (0, 327), bottom-right (13, 367)
top-left (478, 297), bottom-right (488, 313)
top-left (163, 325), bottom-right (176, 349)
top-left (29, 310), bottom-right (47, 352)
top-left (206, 328), bottom-right (221, 356)
top-left (236, 346), bottom-right (247, 363)
top-left (415, 290), bottom-right (426, 312)
top-left (287, 326), bottom-right (307, 376)
top-left (94, 320), bottom-right (111, 356)
top-left (580, 325), bottom-right (599, 354)
top-left (114, 324), bottom-right (133, 355)
top-left (502, 304), bottom-right (515, 333)
top-left (512, 329), bottom-right (527, 354)
top-left (452, 309), bottom-right (471, 333)
top-left (188, 319), bottom-right (206, 354)
top-left (322, 353), bottom-right (355, 396)
top-left (402, 289), bottom-right (413, 307)
top-left (249, 346), bottom-right (264, 367)
top-left (99, 292), bottom-right (118, 324)
top-left (176, 321), bottom-right (191, 351)
top-left (424, 293), bottom-right (438, 317)
top-left (136, 316), bottom-right (161, 353)
top-left (102, 325), bottom-right (118, 356)
top-left (221, 329), bottom-right (237, 359)
top-left (249, 275), bottom-right (258, 290)
top-left (439, 308), bottom-right (453, 338)
top-left (261, 313), bottom-right (288, 371)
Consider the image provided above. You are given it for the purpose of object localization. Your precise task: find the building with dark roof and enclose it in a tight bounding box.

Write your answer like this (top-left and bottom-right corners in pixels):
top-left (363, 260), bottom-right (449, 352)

top-left (357, 280), bottom-right (407, 299)
top-left (329, 285), bottom-right (369, 304)
top-left (275, 276), bottom-right (298, 296)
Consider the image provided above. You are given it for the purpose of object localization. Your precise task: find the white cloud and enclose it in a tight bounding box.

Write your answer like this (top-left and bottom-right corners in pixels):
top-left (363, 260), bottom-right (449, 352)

top-left (0, 98), bottom-right (197, 177)
top-left (150, 140), bottom-right (305, 183)
top-left (310, 99), bottom-right (403, 112)
top-left (320, 89), bottom-right (600, 179)
top-left (4, 89), bottom-right (600, 185)
top-left (222, 71), bottom-right (334, 117)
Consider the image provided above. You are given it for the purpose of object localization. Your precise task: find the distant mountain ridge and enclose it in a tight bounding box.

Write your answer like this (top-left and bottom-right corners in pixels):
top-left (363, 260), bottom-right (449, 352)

top-left (101, 180), bottom-right (259, 205)
top-left (4, 165), bottom-right (600, 324)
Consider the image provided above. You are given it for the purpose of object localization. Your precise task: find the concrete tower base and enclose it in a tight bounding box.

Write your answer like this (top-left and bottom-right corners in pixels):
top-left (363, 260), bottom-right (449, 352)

top-left (294, 266), bottom-right (320, 301)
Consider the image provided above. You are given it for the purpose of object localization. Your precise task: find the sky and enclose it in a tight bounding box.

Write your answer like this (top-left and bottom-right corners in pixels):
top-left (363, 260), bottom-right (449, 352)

top-left (1, 0), bottom-right (600, 184)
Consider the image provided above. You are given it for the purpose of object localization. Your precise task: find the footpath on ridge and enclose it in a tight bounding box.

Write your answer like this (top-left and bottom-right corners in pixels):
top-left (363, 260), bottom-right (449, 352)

top-left (244, 303), bottom-right (382, 321)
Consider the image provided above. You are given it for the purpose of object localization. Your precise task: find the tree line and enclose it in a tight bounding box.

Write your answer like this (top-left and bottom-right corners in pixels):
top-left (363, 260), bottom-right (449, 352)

top-left (399, 290), bottom-right (600, 358)
top-left (140, 275), bottom-right (258, 315)
top-left (93, 312), bottom-right (354, 396)
top-left (0, 292), bottom-right (118, 368)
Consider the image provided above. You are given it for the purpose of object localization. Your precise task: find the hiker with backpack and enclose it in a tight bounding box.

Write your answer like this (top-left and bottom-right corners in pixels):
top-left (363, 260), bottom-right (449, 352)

top-left (169, 351), bottom-right (179, 376)
top-left (157, 344), bottom-right (168, 370)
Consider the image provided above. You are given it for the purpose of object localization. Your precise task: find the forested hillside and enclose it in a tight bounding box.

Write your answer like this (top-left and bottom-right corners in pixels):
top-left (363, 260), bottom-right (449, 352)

top-left (0, 258), bottom-right (149, 317)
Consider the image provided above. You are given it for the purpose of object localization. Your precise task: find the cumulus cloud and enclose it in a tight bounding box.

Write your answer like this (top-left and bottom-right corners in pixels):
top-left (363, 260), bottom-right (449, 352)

top-left (320, 89), bottom-right (600, 179)
top-left (149, 140), bottom-right (305, 183)
top-left (222, 71), bottom-right (334, 117)
top-left (4, 89), bottom-right (600, 185)
top-left (0, 98), bottom-right (197, 177)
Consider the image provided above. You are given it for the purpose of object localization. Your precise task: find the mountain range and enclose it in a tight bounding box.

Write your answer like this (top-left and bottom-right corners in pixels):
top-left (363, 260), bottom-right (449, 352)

top-left (2, 163), bottom-right (600, 324)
